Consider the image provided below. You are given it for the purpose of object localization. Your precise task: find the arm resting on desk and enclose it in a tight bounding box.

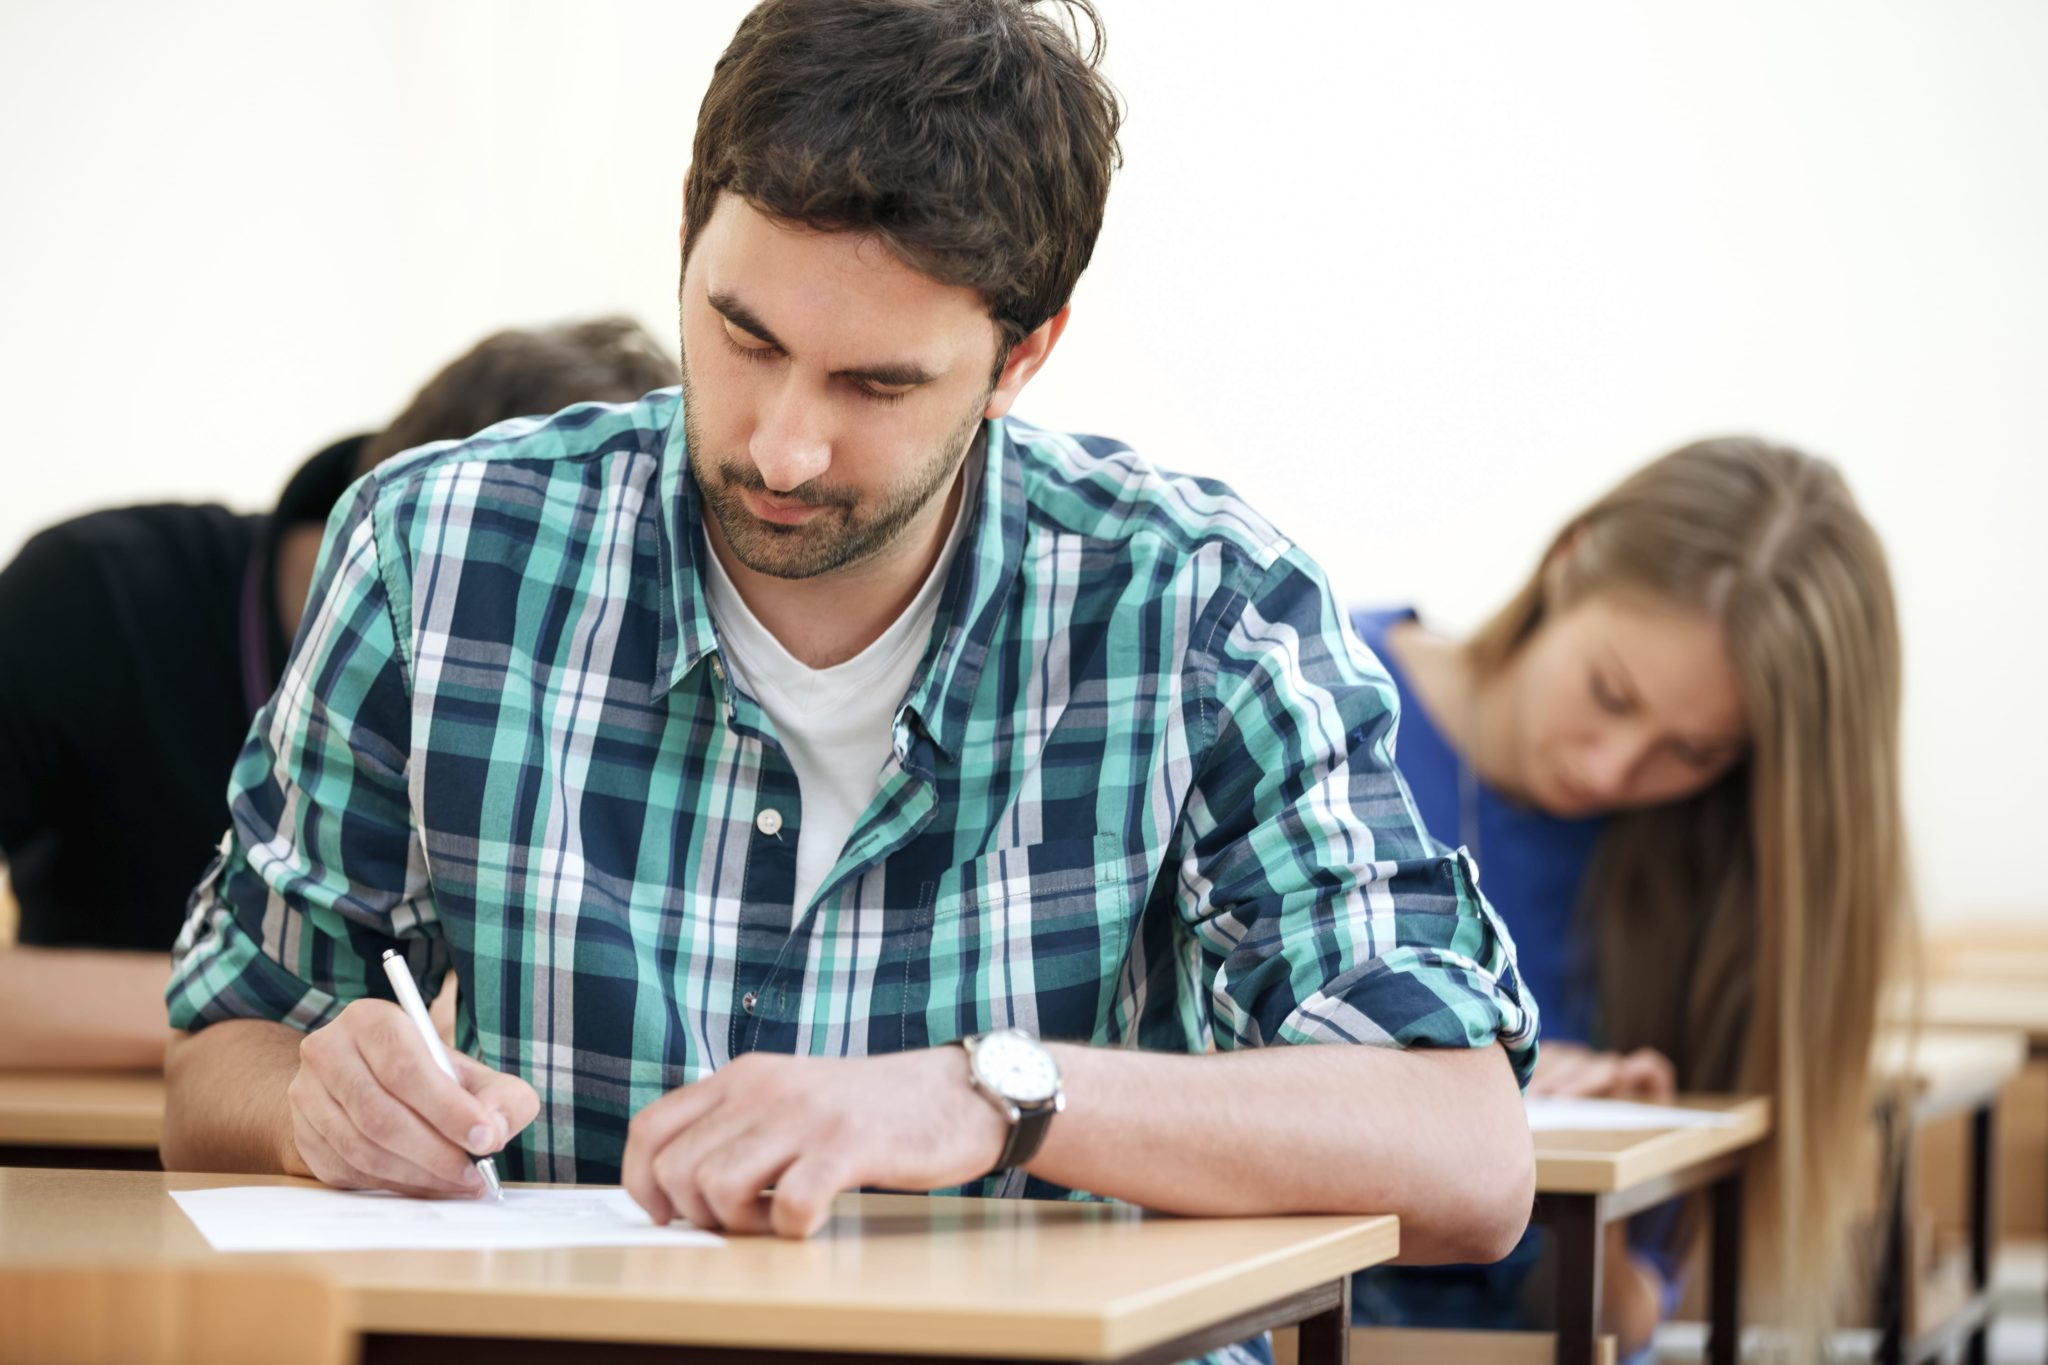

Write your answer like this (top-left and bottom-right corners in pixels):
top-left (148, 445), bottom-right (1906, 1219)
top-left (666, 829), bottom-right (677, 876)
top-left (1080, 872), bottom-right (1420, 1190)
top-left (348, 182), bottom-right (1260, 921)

top-left (0, 947), bottom-right (174, 1070)
top-left (1035, 1040), bottom-right (1533, 1265)
top-left (160, 1020), bottom-right (303, 1173)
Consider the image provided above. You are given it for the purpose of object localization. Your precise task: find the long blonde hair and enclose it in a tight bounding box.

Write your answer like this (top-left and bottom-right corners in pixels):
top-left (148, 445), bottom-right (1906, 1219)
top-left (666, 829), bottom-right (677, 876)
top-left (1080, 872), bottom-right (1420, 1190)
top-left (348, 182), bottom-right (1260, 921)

top-left (1470, 437), bottom-right (1914, 1338)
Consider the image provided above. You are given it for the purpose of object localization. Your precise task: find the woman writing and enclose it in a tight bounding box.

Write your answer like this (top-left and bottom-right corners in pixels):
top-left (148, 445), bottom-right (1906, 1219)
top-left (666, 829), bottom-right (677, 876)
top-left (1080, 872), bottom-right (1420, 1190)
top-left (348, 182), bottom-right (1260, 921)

top-left (1353, 436), bottom-right (1914, 1352)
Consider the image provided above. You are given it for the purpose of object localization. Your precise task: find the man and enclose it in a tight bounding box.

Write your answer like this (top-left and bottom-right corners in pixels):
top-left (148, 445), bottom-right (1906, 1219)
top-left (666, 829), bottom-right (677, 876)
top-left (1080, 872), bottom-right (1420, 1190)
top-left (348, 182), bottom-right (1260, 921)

top-left (163, 0), bottom-right (1538, 1270)
top-left (0, 317), bottom-right (677, 1068)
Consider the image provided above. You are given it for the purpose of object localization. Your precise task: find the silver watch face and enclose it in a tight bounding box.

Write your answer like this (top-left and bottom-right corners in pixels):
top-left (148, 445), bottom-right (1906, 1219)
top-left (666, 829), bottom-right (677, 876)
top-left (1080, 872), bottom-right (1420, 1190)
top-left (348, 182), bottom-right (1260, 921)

top-left (972, 1028), bottom-right (1060, 1105)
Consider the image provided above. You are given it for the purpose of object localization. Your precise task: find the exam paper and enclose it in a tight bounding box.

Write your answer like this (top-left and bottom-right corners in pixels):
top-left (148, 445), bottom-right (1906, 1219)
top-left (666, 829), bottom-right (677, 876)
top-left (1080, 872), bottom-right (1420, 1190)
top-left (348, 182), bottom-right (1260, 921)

top-left (170, 1185), bottom-right (727, 1253)
top-left (1524, 1096), bottom-right (1744, 1132)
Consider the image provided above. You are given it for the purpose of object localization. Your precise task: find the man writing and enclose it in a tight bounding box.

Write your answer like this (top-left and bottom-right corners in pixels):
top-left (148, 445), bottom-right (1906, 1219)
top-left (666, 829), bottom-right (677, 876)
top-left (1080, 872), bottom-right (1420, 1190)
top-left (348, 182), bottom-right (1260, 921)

top-left (164, 0), bottom-right (1537, 1265)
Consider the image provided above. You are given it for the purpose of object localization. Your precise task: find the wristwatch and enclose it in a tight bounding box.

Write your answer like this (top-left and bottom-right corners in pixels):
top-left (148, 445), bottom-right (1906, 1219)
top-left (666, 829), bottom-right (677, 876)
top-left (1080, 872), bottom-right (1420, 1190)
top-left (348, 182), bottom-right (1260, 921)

top-left (957, 1028), bottom-right (1065, 1175)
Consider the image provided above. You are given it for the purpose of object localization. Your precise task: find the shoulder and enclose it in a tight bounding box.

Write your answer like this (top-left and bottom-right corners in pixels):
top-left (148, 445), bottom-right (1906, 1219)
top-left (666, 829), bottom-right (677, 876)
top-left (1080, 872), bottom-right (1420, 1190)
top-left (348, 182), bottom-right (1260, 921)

top-left (366, 389), bottom-right (676, 528)
top-left (2, 503), bottom-right (255, 612)
top-left (1347, 606), bottom-right (1418, 657)
top-left (1003, 418), bottom-right (1295, 584)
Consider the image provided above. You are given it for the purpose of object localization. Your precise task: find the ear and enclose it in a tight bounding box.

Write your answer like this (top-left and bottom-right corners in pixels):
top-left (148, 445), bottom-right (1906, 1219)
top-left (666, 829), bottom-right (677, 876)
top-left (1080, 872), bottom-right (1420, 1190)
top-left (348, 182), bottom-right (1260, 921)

top-left (983, 307), bottom-right (1071, 421)
top-left (678, 166), bottom-right (693, 246)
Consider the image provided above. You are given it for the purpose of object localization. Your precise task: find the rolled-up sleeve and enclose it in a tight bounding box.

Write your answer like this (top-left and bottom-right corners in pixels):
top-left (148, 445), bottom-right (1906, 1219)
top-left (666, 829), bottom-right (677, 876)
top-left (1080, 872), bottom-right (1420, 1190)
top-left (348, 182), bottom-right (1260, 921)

top-left (167, 478), bottom-right (444, 1033)
top-left (1176, 549), bottom-right (1538, 1083)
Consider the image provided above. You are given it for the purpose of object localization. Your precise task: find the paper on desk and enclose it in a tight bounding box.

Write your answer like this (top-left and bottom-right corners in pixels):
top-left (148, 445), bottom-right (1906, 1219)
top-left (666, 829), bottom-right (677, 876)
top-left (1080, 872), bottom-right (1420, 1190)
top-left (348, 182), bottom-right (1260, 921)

top-left (170, 1185), bottom-right (726, 1253)
top-left (1524, 1096), bottom-right (1744, 1132)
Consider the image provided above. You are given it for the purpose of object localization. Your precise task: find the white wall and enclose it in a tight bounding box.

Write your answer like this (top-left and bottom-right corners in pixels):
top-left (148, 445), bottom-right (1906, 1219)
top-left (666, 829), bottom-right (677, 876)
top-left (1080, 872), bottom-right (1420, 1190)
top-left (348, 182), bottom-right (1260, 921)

top-left (3, 1), bottom-right (2043, 922)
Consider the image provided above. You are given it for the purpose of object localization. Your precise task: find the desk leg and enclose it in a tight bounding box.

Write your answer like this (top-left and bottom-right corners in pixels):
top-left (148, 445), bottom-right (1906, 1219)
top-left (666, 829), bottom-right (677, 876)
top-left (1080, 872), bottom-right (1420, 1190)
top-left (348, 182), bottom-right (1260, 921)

top-left (1876, 1102), bottom-right (1910, 1365)
top-left (1707, 1168), bottom-right (1744, 1365)
top-left (1965, 1101), bottom-right (1997, 1365)
top-left (1294, 1276), bottom-right (1349, 1365)
top-left (1550, 1194), bottom-right (1603, 1365)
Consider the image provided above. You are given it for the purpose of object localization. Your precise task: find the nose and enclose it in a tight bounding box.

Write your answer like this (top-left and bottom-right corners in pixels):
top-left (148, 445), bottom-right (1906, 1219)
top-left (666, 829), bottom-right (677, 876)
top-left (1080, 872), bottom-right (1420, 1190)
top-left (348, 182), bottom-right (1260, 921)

top-left (1580, 733), bottom-right (1645, 803)
top-left (748, 383), bottom-right (832, 493)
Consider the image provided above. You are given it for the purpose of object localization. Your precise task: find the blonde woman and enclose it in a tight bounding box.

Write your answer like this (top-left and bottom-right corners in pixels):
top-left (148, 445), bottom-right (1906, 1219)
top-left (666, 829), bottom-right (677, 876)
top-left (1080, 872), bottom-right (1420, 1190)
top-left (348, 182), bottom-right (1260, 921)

top-left (1351, 437), bottom-right (1912, 1354)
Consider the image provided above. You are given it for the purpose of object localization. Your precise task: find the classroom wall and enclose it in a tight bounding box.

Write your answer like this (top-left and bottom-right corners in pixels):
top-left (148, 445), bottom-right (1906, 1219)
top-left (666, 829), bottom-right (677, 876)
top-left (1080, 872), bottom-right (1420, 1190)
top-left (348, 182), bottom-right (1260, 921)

top-left (3, 1), bottom-right (2043, 923)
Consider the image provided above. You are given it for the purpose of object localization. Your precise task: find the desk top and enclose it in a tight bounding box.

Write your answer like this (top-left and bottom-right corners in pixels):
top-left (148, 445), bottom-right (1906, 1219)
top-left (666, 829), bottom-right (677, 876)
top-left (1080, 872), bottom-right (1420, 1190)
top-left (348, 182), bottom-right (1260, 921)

top-left (0, 1170), bottom-right (1397, 1359)
top-left (0, 1070), bottom-right (163, 1149)
top-left (1919, 978), bottom-right (2048, 1046)
top-left (1532, 1096), bottom-right (1770, 1195)
top-left (1874, 1026), bottom-right (2028, 1122)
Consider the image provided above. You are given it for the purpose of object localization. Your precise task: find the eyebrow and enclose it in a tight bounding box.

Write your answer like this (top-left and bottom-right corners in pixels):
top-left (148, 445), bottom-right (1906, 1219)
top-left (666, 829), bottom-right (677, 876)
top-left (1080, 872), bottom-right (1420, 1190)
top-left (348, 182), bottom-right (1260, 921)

top-left (707, 290), bottom-right (939, 388)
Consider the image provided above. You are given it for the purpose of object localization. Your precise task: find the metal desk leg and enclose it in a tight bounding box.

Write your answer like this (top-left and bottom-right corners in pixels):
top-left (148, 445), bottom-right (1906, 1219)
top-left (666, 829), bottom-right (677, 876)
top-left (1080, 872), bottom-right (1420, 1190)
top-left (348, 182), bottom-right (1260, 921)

top-left (1708, 1168), bottom-right (1745, 1365)
top-left (1877, 1102), bottom-right (1910, 1365)
top-left (1965, 1102), bottom-right (1997, 1365)
top-left (1550, 1194), bottom-right (1603, 1365)
top-left (1295, 1276), bottom-right (1350, 1365)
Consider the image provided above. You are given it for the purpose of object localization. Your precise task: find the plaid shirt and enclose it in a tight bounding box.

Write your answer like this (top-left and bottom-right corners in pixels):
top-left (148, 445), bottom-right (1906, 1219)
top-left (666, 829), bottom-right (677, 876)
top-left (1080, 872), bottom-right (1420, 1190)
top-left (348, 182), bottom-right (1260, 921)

top-left (169, 388), bottom-right (1536, 1188)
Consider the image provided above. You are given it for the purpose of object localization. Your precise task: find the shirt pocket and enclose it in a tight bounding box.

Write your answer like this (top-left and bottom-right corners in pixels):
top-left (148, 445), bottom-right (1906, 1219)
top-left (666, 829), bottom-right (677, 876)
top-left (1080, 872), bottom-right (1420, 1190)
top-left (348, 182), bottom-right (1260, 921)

top-left (909, 831), bottom-right (1140, 1046)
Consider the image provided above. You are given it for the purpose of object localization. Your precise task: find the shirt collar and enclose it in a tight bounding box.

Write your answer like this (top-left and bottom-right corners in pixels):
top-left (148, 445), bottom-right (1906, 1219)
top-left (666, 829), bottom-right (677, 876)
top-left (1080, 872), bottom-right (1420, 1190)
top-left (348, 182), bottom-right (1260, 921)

top-left (899, 417), bottom-right (1025, 768)
top-left (652, 397), bottom-right (1028, 769)
top-left (654, 398), bottom-right (723, 696)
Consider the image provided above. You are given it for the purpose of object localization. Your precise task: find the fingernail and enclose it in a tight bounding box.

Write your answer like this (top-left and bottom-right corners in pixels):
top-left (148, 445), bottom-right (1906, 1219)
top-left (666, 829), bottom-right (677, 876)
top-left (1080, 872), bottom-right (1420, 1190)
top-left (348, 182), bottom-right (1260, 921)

top-left (462, 1164), bottom-right (483, 1186)
top-left (468, 1124), bottom-right (494, 1150)
top-left (494, 1112), bottom-right (510, 1143)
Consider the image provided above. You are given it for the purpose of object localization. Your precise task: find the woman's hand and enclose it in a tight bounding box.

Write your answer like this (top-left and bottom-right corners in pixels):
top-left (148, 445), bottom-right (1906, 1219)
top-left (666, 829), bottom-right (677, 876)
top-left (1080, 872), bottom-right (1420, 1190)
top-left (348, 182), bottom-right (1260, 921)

top-left (1528, 1041), bottom-right (1676, 1102)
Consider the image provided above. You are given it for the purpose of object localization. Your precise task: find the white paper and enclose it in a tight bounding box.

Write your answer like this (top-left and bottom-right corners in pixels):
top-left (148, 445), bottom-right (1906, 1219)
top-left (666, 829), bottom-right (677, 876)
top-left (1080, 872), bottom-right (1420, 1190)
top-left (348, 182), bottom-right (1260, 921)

top-left (1524, 1096), bottom-right (1744, 1132)
top-left (170, 1185), bottom-right (726, 1253)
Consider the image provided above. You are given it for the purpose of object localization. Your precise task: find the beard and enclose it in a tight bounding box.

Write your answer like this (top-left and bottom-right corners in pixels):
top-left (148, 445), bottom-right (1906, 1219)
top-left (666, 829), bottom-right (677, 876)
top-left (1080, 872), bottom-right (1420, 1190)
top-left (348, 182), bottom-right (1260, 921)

top-left (681, 343), bottom-right (985, 581)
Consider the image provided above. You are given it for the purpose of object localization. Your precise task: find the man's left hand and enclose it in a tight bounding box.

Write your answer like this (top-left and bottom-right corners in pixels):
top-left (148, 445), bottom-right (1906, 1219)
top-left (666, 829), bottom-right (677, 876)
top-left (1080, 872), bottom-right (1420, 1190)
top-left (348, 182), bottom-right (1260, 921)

top-left (621, 1047), bottom-right (1008, 1238)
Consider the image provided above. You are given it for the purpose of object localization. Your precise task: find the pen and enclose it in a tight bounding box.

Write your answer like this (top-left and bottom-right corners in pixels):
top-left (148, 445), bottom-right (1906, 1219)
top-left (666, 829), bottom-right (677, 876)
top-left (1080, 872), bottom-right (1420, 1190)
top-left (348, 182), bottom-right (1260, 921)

top-left (379, 949), bottom-right (504, 1202)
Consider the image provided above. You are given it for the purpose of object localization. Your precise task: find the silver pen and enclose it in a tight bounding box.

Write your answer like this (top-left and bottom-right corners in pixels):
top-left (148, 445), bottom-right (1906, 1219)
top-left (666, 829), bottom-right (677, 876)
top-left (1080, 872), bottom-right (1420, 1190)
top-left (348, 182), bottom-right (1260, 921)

top-left (379, 949), bottom-right (504, 1202)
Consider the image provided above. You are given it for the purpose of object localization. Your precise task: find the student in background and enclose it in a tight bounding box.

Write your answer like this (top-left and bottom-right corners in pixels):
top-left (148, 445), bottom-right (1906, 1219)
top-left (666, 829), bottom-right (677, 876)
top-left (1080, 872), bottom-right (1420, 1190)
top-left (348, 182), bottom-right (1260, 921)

top-left (0, 318), bottom-right (678, 1069)
top-left (1350, 436), bottom-right (1913, 1354)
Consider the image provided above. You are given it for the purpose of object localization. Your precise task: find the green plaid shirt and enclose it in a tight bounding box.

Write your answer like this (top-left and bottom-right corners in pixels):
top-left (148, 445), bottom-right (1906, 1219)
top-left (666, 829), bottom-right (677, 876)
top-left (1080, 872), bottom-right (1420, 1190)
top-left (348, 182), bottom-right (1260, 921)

top-left (169, 388), bottom-right (1536, 1188)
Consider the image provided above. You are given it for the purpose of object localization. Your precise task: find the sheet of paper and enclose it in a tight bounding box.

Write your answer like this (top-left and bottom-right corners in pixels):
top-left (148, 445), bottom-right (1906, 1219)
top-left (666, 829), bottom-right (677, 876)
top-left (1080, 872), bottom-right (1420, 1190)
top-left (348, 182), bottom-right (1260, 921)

top-left (170, 1185), bottom-right (726, 1253)
top-left (1524, 1096), bottom-right (1744, 1132)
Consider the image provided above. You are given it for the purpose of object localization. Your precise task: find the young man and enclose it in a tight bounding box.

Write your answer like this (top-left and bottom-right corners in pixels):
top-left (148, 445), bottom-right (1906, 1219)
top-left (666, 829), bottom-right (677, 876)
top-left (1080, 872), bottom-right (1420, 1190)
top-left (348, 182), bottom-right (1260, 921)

top-left (0, 318), bottom-right (676, 1069)
top-left (163, 0), bottom-right (1538, 1267)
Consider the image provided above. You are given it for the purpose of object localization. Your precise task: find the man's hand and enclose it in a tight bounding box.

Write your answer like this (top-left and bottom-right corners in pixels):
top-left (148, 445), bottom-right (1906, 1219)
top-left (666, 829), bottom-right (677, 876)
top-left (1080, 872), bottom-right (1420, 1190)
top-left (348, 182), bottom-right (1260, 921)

top-left (284, 998), bottom-right (540, 1198)
top-left (1527, 1041), bottom-right (1676, 1102)
top-left (623, 1048), bottom-right (1006, 1239)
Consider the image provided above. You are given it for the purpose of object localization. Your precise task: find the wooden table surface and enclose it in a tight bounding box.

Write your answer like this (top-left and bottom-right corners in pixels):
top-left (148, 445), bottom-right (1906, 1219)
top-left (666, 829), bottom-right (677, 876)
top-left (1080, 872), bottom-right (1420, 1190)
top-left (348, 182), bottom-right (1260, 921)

top-left (0, 1169), bottom-right (1398, 1360)
top-left (1531, 1095), bottom-right (1770, 1195)
top-left (1920, 979), bottom-right (2048, 1047)
top-left (0, 1070), bottom-right (163, 1149)
top-left (1875, 1027), bottom-right (2028, 1121)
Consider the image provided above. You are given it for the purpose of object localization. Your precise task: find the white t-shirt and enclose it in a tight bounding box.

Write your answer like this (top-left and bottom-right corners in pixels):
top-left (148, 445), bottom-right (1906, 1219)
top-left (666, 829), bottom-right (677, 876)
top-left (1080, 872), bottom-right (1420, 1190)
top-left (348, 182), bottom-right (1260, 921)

top-left (701, 453), bottom-right (980, 911)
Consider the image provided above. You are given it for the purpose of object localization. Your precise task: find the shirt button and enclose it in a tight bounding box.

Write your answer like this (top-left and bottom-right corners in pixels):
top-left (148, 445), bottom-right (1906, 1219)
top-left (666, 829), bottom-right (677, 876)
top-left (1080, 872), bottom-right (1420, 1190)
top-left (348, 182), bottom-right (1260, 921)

top-left (742, 991), bottom-right (758, 1014)
top-left (756, 808), bottom-right (783, 836)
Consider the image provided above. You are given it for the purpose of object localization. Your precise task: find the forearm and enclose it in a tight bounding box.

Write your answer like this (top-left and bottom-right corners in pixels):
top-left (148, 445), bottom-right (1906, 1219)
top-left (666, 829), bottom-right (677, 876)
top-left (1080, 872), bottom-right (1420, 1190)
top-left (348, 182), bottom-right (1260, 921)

top-left (160, 1019), bottom-right (304, 1173)
top-left (0, 947), bottom-right (173, 1069)
top-left (1030, 1041), bottom-right (1533, 1264)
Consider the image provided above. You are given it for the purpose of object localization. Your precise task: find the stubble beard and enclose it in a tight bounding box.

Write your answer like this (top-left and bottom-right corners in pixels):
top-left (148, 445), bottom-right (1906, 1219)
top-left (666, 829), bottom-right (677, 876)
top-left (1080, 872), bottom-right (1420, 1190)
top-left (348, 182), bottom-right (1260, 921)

top-left (680, 344), bottom-right (985, 581)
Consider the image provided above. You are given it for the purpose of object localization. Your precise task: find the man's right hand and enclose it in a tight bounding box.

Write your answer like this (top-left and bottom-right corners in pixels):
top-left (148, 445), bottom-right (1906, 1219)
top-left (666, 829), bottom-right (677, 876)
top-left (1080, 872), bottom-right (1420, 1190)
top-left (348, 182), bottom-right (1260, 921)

top-left (282, 998), bottom-right (540, 1197)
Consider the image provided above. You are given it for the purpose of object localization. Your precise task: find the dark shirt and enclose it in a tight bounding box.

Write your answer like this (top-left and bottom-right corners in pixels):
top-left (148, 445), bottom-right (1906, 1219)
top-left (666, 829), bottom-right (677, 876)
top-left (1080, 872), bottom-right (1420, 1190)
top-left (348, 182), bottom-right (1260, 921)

top-left (0, 437), bottom-right (367, 951)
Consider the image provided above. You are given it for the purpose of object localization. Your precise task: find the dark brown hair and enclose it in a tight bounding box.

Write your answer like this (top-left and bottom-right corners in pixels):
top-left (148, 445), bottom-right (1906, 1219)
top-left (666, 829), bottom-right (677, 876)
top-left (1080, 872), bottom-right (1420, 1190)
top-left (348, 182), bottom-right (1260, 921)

top-left (682, 0), bottom-right (1123, 353)
top-left (359, 316), bottom-right (680, 475)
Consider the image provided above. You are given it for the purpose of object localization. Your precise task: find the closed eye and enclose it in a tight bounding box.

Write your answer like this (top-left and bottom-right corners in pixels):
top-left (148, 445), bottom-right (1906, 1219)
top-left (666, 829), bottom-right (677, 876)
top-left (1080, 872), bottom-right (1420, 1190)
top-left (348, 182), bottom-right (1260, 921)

top-left (1590, 670), bottom-right (1630, 715)
top-left (720, 320), bottom-right (779, 361)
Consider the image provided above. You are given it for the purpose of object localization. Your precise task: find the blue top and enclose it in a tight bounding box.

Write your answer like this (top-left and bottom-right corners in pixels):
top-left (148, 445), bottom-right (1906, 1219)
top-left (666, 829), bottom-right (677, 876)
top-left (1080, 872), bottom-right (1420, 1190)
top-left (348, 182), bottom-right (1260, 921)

top-left (1350, 608), bottom-right (1606, 1042)
top-left (1347, 607), bottom-right (1683, 1336)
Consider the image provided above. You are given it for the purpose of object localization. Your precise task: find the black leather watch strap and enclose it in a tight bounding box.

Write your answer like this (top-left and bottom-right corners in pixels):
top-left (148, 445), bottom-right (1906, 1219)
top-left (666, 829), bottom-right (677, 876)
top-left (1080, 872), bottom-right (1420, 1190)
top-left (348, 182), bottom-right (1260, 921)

top-left (992, 1102), bottom-right (1055, 1173)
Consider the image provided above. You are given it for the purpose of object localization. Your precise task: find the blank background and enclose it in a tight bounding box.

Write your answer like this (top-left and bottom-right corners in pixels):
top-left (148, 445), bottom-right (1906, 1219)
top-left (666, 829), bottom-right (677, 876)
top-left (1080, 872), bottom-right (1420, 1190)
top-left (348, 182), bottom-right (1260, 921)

top-left (3, 1), bottom-right (2042, 923)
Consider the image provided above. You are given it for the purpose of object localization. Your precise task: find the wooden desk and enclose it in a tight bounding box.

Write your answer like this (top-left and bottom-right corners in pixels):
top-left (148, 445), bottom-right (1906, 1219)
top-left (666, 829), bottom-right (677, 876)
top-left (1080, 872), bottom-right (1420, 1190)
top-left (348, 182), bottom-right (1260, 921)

top-left (0, 1070), bottom-right (163, 1169)
top-left (1921, 979), bottom-right (2048, 1045)
top-left (1920, 973), bottom-right (2048, 1365)
top-left (1531, 1095), bottom-right (1769, 1365)
top-left (1871, 1029), bottom-right (2026, 1365)
top-left (0, 1169), bottom-right (1398, 1363)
